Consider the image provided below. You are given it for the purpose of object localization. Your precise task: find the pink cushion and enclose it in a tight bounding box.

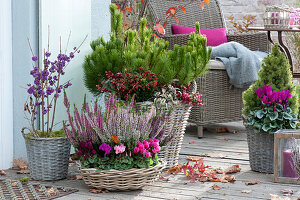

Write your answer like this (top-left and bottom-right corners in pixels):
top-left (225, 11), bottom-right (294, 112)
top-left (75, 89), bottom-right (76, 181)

top-left (171, 24), bottom-right (228, 47)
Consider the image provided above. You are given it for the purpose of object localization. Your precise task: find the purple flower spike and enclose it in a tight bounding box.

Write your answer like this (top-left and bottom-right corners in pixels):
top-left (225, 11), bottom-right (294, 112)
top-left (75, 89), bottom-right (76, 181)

top-left (32, 56), bottom-right (38, 61)
top-left (45, 52), bottom-right (51, 57)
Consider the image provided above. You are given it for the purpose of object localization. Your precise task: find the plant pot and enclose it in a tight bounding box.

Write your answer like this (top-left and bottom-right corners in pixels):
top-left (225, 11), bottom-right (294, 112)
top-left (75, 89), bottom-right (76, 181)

top-left (246, 128), bottom-right (274, 173)
top-left (22, 128), bottom-right (71, 181)
top-left (78, 161), bottom-right (165, 191)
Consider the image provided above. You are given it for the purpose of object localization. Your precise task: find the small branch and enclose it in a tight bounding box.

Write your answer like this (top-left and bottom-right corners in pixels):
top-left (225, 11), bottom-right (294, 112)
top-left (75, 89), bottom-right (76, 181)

top-left (27, 38), bottom-right (35, 57)
top-left (65, 31), bottom-right (71, 54)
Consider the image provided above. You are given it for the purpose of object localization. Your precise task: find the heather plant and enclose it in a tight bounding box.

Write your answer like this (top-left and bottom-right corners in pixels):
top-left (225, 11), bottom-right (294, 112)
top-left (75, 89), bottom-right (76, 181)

top-left (246, 85), bottom-right (298, 134)
top-left (243, 44), bottom-right (299, 116)
top-left (63, 94), bottom-right (175, 170)
top-left (24, 35), bottom-right (87, 138)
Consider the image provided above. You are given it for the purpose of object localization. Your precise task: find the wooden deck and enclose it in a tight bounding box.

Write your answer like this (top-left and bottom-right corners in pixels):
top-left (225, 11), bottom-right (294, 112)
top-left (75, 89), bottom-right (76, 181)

top-left (4, 122), bottom-right (300, 199)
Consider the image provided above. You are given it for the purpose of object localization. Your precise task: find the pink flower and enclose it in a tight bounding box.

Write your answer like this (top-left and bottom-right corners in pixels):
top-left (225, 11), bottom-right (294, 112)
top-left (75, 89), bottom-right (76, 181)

top-left (77, 150), bottom-right (82, 156)
top-left (152, 146), bottom-right (160, 153)
top-left (134, 147), bottom-right (139, 154)
top-left (114, 143), bottom-right (126, 154)
top-left (92, 150), bottom-right (96, 154)
top-left (143, 140), bottom-right (149, 149)
top-left (145, 151), bottom-right (151, 158)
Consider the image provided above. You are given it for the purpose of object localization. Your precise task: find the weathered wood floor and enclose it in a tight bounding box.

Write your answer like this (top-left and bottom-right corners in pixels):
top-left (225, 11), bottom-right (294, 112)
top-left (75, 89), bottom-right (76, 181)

top-left (5, 122), bottom-right (300, 200)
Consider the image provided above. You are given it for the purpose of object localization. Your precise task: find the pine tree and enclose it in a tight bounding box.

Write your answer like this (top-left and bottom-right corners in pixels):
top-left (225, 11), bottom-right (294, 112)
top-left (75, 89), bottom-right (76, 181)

top-left (83, 4), bottom-right (211, 96)
top-left (243, 44), bottom-right (299, 115)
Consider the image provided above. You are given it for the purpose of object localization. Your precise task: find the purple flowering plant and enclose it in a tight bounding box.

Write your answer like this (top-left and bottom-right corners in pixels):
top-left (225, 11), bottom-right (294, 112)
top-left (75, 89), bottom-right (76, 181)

top-left (63, 94), bottom-right (175, 170)
top-left (246, 85), bottom-right (298, 134)
top-left (24, 35), bottom-right (87, 138)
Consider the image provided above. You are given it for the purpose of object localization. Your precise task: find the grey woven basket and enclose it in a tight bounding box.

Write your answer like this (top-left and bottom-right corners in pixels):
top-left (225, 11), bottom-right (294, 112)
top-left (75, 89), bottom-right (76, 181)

top-left (22, 128), bottom-right (71, 181)
top-left (78, 161), bottom-right (165, 191)
top-left (246, 128), bottom-right (274, 173)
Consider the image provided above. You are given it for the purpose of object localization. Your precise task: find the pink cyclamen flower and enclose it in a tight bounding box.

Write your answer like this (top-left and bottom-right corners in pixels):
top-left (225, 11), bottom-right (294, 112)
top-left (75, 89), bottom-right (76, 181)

top-left (145, 151), bottom-right (151, 158)
top-left (152, 146), bottom-right (161, 154)
top-left (92, 150), bottom-right (96, 154)
top-left (143, 140), bottom-right (149, 149)
top-left (114, 143), bottom-right (126, 154)
top-left (134, 147), bottom-right (139, 154)
top-left (77, 150), bottom-right (82, 156)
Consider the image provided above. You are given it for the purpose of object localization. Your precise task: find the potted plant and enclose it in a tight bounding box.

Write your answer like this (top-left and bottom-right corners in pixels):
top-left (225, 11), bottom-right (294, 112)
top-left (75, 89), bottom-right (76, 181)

top-left (22, 37), bottom-right (85, 181)
top-left (242, 44), bottom-right (299, 173)
top-left (63, 94), bottom-right (171, 190)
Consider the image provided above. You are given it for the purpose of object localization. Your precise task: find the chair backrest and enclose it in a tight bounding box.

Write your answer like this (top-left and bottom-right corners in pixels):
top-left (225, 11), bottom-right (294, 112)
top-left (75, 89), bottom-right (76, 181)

top-left (147, 0), bottom-right (225, 36)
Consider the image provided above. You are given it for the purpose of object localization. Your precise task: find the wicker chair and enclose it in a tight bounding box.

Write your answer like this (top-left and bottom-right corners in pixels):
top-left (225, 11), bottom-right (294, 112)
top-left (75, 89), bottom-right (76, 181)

top-left (147, 0), bottom-right (269, 138)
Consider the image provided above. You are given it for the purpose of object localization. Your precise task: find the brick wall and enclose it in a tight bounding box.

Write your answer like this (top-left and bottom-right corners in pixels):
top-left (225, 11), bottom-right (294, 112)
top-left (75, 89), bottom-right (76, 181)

top-left (218, 0), bottom-right (297, 30)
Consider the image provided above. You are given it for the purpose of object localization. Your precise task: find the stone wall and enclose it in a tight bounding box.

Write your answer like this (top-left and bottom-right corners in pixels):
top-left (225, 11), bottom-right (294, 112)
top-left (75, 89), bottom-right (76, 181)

top-left (218, 0), bottom-right (297, 30)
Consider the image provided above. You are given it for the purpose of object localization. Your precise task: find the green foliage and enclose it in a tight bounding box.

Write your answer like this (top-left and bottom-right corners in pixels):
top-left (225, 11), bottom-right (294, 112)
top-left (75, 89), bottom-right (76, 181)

top-left (246, 104), bottom-right (298, 134)
top-left (19, 176), bottom-right (30, 183)
top-left (83, 4), bottom-right (211, 96)
top-left (243, 44), bottom-right (299, 115)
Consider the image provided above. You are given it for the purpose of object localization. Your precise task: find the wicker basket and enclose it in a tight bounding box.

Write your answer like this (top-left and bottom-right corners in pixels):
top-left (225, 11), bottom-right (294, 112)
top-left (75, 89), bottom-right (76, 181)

top-left (22, 128), bottom-right (71, 181)
top-left (264, 5), bottom-right (293, 29)
top-left (246, 128), bottom-right (274, 173)
top-left (78, 161), bottom-right (165, 191)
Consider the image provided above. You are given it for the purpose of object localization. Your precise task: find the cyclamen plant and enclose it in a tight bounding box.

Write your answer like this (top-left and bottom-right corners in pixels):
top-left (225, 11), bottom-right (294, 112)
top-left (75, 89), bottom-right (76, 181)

top-left (63, 94), bottom-right (175, 170)
top-left (246, 85), bottom-right (298, 134)
top-left (24, 36), bottom-right (87, 138)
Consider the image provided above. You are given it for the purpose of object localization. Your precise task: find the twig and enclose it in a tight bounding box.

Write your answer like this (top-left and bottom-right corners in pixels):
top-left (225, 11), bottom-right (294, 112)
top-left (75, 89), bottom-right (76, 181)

top-left (65, 31), bottom-right (71, 54)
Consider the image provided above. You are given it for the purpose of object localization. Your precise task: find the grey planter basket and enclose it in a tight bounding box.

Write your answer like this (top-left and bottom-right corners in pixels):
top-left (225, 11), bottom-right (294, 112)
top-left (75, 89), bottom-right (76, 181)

top-left (246, 128), bottom-right (274, 173)
top-left (22, 128), bottom-right (71, 181)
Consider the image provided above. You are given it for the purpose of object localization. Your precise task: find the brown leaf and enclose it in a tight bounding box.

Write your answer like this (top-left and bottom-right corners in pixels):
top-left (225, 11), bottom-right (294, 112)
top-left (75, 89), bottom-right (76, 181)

top-left (216, 137), bottom-right (228, 141)
top-left (167, 164), bottom-right (182, 174)
top-left (225, 175), bottom-right (236, 183)
top-left (0, 170), bottom-right (6, 175)
top-left (17, 169), bottom-right (30, 174)
top-left (186, 156), bottom-right (202, 161)
top-left (10, 180), bottom-right (17, 187)
top-left (13, 158), bottom-right (29, 170)
top-left (158, 173), bottom-right (169, 181)
top-left (48, 187), bottom-right (55, 194)
top-left (89, 188), bottom-right (109, 194)
top-left (198, 175), bottom-right (208, 182)
top-left (209, 126), bottom-right (229, 133)
top-left (211, 153), bottom-right (225, 159)
top-left (269, 194), bottom-right (291, 200)
top-left (212, 184), bottom-right (221, 190)
top-left (245, 180), bottom-right (260, 185)
top-left (189, 141), bottom-right (195, 144)
top-left (242, 190), bottom-right (252, 194)
top-left (68, 174), bottom-right (83, 180)
top-left (184, 182), bottom-right (187, 185)
top-left (224, 165), bottom-right (241, 174)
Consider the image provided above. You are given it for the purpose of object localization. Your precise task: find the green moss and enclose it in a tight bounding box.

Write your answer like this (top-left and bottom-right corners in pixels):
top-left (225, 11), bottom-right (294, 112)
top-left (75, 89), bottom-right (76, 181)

top-left (242, 44), bottom-right (299, 116)
top-left (27, 129), bottom-right (65, 138)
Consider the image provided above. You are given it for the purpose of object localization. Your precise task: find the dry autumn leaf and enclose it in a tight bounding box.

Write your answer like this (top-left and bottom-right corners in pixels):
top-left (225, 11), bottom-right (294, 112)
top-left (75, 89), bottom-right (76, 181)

top-left (242, 190), bottom-right (252, 194)
top-left (89, 188), bottom-right (109, 194)
top-left (208, 126), bottom-right (229, 133)
top-left (270, 194), bottom-right (291, 200)
top-left (245, 180), bottom-right (260, 185)
top-left (158, 173), bottom-right (169, 181)
top-left (48, 187), bottom-right (55, 194)
top-left (186, 156), bottom-right (202, 161)
top-left (13, 158), bottom-right (29, 170)
top-left (0, 170), bottom-right (6, 175)
top-left (216, 137), bottom-right (228, 141)
top-left (189, 141), bottom-right (195, 144)
top-left (68, 174), bottom-right (83, 180)
top-left (211, 153), bottom-right (225, 159)
top-left (167, 164), bottom-right (182, 174)
top-left (212, 184), bottom-right (221, 190)
top-left (224, 165), bottom-right (241, 174)
top-left (10, 180), bottom-right (18, 187)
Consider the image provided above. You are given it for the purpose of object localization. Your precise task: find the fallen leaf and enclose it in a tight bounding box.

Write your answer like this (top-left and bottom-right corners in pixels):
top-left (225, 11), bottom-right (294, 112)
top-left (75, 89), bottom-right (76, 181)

top-left (88, 198), bottom-right (93, 200)
top-left (68, 174), bottom-right (83, 180)
top-left (189, 141), bottom-right (195, 144)
top-left (184, 182), bottom-right (187, 185)
top-left (10, 180), bottom-right (17, 187)
top-left (225, 175), bottom-right (236, 183)
top-left (281, 189), bottom-right (293, 196)
top-left (200, 153), bottom-right (209, 157)
top-left (212, 184), bottom-right (221, 190)
top-left (236, 153), bottom-right (243, 155)
top-left (269, 194), bottom-right (291, 200)
top-left (158, 173), bottom-right (169, 181)
top-left (245, 180), bottom-right (260, 185)
top-left (0, 170), bottom-right (6, 175)
top-left (17, 169), bottom-right (30, 174)
top-left (216, 137), bottom-right (228, 141)
top-left (198, 175), bottom-right (208, 182)
top-left (186, 156), bottom-right (202, 161)
top-left (208, 126), bottom-right (229, 133)
top-left (13, 158), bottom-right (29, 170)
top-left (242, 190), bottom-right (252, 194)
top-left (89, 188), bottom-right (109, 194)
top-left (224, 165), bottom-right (241, 174)
top-left (211, 153), bottom-right (225, 159)
top-left (167, 164), bottom-right (182, 174)
top-left (48, 187), bottom-right (55, 194)
top-left (232, 130), bottom-right (240, 134)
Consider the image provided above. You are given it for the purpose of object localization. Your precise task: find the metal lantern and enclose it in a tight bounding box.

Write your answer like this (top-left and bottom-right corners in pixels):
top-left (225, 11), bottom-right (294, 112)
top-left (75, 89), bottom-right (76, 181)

top-left (264, 5), bottom-right (294, 29)
top-left (274, 130), bottom-right (300, 184)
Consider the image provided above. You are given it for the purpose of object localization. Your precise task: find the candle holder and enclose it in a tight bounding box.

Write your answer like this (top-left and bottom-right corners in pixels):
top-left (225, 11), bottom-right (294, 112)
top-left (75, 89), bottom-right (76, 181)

top-left (263, 5), bottom-right (294, 29)
top-left (274, 130), bottom-right (300, 184)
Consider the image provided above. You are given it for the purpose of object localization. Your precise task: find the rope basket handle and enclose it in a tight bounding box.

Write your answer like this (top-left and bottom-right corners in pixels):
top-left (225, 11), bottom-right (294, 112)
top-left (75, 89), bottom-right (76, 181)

top-left (21, 127), bottom-right (39, 138)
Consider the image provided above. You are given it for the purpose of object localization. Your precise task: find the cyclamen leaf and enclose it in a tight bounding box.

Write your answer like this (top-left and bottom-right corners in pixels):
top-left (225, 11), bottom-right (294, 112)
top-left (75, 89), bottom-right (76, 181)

top-left (255, 110), bottom-right (265, 119)
top-left (283, 112), bottom-right (293, 120)
top-left (262, 124), bottom-right (271, 132)
top-left (289, 121), bottom-right (296, 129)
top-left (268, 112), bottom-right (278, 121)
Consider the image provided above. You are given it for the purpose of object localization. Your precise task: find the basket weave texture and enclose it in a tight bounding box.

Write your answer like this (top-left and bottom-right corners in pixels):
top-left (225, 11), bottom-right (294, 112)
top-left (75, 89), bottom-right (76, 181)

top-left (246, 128), bottom-right (274, 173)
top-left (79, 162), bottom-right (164, 191)
top-left (23, 130), bottom-right (71, 181)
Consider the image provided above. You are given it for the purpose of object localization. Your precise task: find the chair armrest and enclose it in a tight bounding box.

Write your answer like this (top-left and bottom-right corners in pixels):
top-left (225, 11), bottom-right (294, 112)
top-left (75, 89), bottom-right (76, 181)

top-left (227, 32), bottom-right (270, 52)
top-left (164, 34), bottom-right (190, 49)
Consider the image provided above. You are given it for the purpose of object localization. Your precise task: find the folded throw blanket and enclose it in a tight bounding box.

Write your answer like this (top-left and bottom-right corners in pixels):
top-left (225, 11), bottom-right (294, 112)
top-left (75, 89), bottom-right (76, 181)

top-left (211, 42), bottom-right (268, 89)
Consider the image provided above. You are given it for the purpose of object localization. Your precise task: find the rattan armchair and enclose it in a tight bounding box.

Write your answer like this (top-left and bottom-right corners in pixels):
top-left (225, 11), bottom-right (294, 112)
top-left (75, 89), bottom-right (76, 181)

top-left (147, 0), bottom-right (269, 138)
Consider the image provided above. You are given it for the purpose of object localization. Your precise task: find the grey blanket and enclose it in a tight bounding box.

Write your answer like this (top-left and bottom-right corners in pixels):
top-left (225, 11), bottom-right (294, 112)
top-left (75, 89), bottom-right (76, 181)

top-left (211, 42), bottom-right (268, 88)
